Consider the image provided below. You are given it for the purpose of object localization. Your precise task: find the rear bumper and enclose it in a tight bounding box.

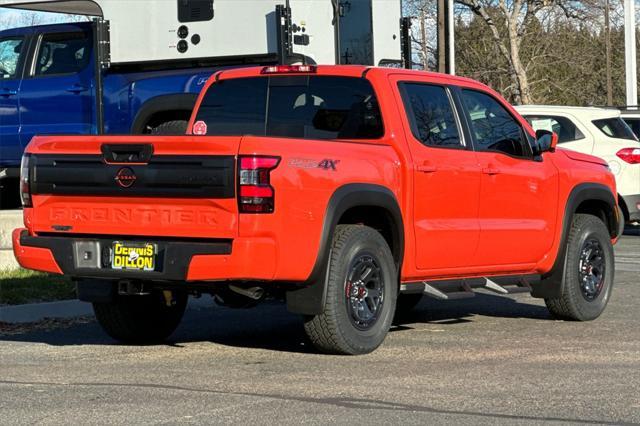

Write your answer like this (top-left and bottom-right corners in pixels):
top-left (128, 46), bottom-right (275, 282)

top-left (622, 193), bottom-right (640, 222)
top-left (12, 229), bottom-right (277, 282)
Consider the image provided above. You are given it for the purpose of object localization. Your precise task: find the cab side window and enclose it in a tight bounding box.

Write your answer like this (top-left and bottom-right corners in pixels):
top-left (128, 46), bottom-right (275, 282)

top-left (461, 89), bottom-right (529, 157)
top-left (399, 83), bottom-right (463, 149)
top-left (524, 115), bottom-right (585, 143)
top-left (0, 37), bottom-right (24, 79)
top-left (34, 32), bottom-right (91, 77)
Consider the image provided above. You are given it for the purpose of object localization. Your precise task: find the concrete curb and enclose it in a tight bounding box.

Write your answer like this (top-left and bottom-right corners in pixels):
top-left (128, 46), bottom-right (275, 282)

top-left (0, 296), bottom-right (215, 324)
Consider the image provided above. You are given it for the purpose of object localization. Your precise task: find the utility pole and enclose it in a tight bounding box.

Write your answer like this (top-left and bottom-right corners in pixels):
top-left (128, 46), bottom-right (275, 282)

top-left (447, 0), bottom-right (455, 75)
top-left (437, 0), bottom-right (446, 73)
top-left (437, 0), bottom-right (455, 74)
top-left (605, 0), bottom-right (613, 106)
top-left (624, 0), bottom-right (637, 107)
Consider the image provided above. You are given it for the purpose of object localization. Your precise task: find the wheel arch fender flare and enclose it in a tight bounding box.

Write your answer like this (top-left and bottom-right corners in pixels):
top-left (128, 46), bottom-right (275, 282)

top-left (532, 182), bottom-right (618, 299)
top-left (130, 93), bottom-right (198, 134)
top-left (286, 183), bottom-right (404, 315)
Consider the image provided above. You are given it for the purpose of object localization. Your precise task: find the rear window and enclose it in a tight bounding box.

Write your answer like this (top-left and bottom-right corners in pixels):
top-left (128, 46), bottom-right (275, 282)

top-left (34, 32), bottom-right (92, 76)
top-left (194, 76), bottom-right (383, 140)
top-left (592, 118), bottom-right (638, 141)
top-left (622, 117), bottom-right (640, 139)
top-left (523, 115), bottom-right (585, 143)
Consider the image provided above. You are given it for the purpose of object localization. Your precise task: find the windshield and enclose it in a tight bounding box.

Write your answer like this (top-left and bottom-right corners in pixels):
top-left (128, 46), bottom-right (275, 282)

top-left (194, 76), bottom-right (384, 140)
top-left (592, 118), bottom-right (638, 141)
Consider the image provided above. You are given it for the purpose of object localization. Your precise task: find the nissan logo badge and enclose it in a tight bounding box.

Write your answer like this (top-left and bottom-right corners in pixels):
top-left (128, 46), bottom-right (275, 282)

top-left (115, 167), bottom-right (137, 188)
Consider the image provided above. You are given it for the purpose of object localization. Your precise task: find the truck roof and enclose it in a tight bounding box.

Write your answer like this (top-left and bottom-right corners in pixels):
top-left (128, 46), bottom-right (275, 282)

top-left (202, 65), bottom-right (497, 116)
top-left (215, 65), bottom-right (490, 89)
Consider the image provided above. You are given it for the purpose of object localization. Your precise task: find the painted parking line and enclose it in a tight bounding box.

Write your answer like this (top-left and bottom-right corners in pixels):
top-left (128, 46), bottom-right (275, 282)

top-left (617, 257), bottom-right (640, 261)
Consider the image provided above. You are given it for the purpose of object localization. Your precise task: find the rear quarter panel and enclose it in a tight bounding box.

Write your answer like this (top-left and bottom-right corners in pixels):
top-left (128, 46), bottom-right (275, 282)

top-left (103, 68), bottom-right (216, 134)
top-left (589, 137), bottom-right (640, 197)
top-left (238, 136), bottom-right (402, 281)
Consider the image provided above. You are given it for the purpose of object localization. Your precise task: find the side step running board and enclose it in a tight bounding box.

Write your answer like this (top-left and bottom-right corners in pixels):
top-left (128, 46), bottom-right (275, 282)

top-left (422, 281), bottom-right (475, 300)
top-left (483, 278), bottom-right (532, 295)
top-left (418, 277), bottom-right (533, 300)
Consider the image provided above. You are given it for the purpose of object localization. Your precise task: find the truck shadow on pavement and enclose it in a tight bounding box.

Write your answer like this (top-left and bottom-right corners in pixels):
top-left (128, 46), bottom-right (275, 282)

top-left (394, 292), bottom-right (551, 326)
top-left (0, 293), bottom-right (551, 353)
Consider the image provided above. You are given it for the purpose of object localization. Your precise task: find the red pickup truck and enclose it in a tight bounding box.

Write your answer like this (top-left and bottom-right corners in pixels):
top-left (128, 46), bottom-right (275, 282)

top-left (13, 65), bottom-right (620, 354)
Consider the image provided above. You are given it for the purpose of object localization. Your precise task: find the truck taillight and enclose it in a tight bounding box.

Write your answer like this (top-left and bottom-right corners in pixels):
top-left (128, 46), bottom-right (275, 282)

top-left (19, 153), bottom-right (31, 207)
top-left (238, 156), bottom-right (280, 213)
top-left (616, 147), bottom-right (640, 164)
top-left (261, 65), bottom-right (317, 74)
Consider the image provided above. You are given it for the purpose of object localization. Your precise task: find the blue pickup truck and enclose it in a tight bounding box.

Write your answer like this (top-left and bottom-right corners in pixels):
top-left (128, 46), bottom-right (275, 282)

top-left (0, 22), bottom-right (222, 205)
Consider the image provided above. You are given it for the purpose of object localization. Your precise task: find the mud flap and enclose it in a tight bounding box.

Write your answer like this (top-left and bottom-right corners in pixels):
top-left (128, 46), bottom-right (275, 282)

top-left (286, 258), bottom-right (331, 316)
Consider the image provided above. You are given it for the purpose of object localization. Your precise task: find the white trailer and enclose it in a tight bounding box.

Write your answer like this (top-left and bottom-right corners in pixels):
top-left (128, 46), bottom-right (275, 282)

top-left (0, 0), bottom-right (403, 67)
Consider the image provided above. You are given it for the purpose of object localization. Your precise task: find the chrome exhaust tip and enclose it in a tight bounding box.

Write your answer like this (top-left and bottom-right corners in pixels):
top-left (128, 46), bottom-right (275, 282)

top-left (228, 285), bottom-right (264, 300)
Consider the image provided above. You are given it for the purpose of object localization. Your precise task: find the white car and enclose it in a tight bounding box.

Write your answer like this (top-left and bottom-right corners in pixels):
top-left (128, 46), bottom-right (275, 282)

top-left (515, 105), bottom-right (640, 225)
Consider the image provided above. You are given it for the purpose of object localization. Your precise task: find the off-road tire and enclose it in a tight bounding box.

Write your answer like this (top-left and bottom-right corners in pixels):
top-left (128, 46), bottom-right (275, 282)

top-left (303, 225), bottom-right (397, 355)
top-left (150, 120), bottom-right (188, 135)
top-left (545, 214), bottom-right (614, 321)
top-left (93, 290), bottom-right (188, 344)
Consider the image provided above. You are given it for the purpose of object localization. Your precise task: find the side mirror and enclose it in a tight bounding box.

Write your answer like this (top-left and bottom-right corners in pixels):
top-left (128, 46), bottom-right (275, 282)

top-left (535, 129), bottom-right (558, 154)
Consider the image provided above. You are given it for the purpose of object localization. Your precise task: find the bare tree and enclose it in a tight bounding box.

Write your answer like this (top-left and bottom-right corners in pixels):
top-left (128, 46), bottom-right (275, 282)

top-left (454, 0), bottom-right (594, 104)
top-left (404, 0), bottom-right (439, 70)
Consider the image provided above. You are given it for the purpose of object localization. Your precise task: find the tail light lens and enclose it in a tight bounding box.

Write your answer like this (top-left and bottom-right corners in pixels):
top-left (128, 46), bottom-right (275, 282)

top-left (261, 65), bottom-right (317, 74)
top-left (616, 147), bottom-right (640, 164)
top-left (19, 153), bottom-right (31, 207)
top-left (238, 156), bottom-right (280, 213)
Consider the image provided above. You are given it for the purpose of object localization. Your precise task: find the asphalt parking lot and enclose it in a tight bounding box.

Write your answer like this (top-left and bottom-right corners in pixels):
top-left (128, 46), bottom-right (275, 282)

top-left (0, 235), bottom-right (638, 425)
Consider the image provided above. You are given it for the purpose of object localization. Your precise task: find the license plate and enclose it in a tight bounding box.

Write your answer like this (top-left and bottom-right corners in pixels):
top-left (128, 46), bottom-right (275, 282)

top-left (111, 241), bottom-right (156, 271)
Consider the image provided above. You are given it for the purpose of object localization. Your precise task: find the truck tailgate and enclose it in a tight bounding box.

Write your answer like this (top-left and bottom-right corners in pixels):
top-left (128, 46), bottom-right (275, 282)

top-left (25, 136), bottom-right (239, 239)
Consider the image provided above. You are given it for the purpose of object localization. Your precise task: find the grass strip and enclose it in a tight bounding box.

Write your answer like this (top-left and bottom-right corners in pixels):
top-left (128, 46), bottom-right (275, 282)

top-left (0, 269), bottom-right (75, 305)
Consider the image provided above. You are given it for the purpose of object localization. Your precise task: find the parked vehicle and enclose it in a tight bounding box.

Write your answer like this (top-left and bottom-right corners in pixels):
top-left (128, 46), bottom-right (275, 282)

top-left (0, 0), bottom-right (405, 206)
top-left (0, 23), bottom-right (215, 183)
top-left (14, 66), bottom-right (620, 354)
top-left (516, 105), bottom-right (640, 226)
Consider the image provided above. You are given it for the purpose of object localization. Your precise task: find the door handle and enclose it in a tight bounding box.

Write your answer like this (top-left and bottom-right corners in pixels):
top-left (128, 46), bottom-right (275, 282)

top-left (0, 88), bottom-right (17, 97)
top-left (482, 167), bottom-right (501, 175)
top-left (417, 163), bottom-right (437, 173)
top-left (66, 85), bottom-right (88, 93)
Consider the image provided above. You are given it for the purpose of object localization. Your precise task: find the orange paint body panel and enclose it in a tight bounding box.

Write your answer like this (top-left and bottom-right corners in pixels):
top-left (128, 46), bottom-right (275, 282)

top-left (13, 65), bottom-right (618, 288)
top-left (187, 238), bottom-right (277, 281)
top-left (31, 195), bottom-right (239, 240)
top-left (237, 135), bottom-right (401, 281)
top-left (13, 228), bottom-right (62, 275)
